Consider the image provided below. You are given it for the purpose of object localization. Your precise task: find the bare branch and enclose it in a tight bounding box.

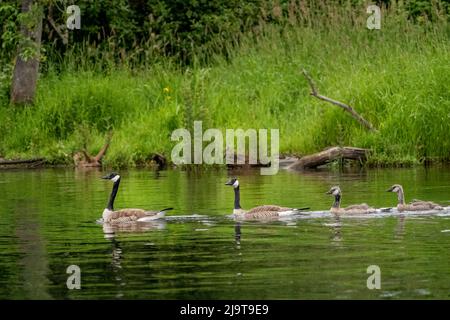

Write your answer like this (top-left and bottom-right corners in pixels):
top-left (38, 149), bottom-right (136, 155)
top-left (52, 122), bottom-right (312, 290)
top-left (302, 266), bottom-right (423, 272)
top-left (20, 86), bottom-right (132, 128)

top-left (93, 131), bottom-right (113, 162)
top-left (47, 5), bottom-right (68, 45)
top-left (301, 69), bottom-right (318, 95)
top-left (301, 69), bottom-right (377, 132)
top-left (81, 149), bottom-right (93, 162)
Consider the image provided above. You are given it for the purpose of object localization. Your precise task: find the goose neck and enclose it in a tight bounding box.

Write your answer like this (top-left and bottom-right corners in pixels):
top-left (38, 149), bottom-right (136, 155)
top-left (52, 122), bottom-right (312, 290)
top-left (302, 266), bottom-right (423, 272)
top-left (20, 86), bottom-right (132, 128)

top-left (233, 186), bottom-right (242, 210)
top-left (107, 178), bottom-right (120, 211)
top-left (397, 187), bottom-right (405, 205)
top-left (332, 194), bottom-right (341, 209)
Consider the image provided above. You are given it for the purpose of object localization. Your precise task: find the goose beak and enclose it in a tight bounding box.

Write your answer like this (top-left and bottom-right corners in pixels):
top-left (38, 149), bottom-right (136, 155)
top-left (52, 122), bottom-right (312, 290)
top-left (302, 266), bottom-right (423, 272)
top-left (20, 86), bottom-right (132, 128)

top-left (101, 175), bottom-right (110, 180)
top-left (325, 190), bottom-right (332, 194)
top-left (225, 180), bottom-right (233, 185)
top-left (386, 187), bottom-right (394, 192)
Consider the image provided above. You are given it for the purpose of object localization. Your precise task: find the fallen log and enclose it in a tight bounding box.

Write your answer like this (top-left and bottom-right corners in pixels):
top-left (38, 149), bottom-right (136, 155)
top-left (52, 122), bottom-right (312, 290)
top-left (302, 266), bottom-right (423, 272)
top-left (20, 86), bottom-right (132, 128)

top-left (0, 157), bottom-right (46, 169)
top-left (287, 147), bottom-right (369, 170)
top-left (0, 158), bottom-right (45, 165)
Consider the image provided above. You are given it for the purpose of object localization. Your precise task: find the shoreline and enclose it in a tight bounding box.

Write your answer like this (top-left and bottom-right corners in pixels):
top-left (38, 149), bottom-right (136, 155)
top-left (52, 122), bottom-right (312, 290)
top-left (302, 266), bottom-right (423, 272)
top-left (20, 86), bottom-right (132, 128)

top-left (2, 155), bottom-right (450, 171)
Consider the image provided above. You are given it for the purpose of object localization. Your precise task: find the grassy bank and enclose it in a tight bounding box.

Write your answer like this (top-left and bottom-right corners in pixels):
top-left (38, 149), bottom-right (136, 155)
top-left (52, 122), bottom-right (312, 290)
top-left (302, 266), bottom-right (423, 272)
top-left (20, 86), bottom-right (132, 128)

top-left (0, 2), bottom-right (449, 167)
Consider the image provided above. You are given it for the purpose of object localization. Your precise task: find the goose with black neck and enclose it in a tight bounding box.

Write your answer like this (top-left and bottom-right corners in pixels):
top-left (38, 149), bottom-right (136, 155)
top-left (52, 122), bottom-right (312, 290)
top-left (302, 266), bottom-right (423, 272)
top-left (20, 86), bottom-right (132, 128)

top-left (225, 178), bottom-right (309, 219)
top-left (100, 172), bottom-right (173, 224)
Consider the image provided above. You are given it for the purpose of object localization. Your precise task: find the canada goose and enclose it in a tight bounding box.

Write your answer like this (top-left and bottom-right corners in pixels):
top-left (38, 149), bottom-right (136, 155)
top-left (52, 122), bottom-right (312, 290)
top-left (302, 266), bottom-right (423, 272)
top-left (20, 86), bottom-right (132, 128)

top-left (326, 186), bottom-right (376, 215)
top-left (387, 184), bottom-right (443, 212)
top-left (101, 173), bottom-right (173, 223)
top-left (225, 178), bottom-right (309, 219)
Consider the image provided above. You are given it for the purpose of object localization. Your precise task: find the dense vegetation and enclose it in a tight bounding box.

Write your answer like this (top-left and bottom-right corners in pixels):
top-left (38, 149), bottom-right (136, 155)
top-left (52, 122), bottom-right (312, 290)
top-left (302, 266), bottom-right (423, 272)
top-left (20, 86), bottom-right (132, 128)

top-left (0, 0), bottom-right (449, 167)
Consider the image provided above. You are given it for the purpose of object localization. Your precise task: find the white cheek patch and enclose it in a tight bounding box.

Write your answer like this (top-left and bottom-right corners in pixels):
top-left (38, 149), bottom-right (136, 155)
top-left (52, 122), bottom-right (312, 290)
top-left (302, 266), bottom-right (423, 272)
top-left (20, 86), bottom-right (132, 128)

top-left (332, 189), bottom-right (339, 196)
top-left (111, 175), bottom-right (120, 182)
top-left (393, 187), bottom-right (399, 192)
top-left (233, 180), bottom-right (239, 188)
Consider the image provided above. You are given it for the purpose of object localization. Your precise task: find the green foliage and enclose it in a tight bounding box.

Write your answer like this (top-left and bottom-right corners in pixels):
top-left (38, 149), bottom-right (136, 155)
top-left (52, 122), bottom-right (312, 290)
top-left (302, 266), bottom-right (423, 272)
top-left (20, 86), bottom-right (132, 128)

top-left (1, 0), bottom-right (449, 67)
top-left (0, 3), bottom-right (20, 59)
top-left (23, 0), bottom-right (266, 66)
top-left (0, 2), bottom-right (20, 105)
top-left (0, 0), bottom-right (449, 166)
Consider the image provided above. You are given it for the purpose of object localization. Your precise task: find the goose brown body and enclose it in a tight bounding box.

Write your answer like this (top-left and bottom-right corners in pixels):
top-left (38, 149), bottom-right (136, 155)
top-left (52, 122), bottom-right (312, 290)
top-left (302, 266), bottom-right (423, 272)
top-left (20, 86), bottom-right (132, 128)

top-left (226, 178), bottom-right (308, 219)
top-left (101, 173), bottom-right (173, 223)
top-left (327, 186), bottom-right (376, 215)
top-left (237, 205), bottom-right (298, 219)
top-left (387, 184), bottom-right (443, 212)
top-left (329, 204), bottom-right (375, 215)
top-left (102, 208), bottom-right (166, 224)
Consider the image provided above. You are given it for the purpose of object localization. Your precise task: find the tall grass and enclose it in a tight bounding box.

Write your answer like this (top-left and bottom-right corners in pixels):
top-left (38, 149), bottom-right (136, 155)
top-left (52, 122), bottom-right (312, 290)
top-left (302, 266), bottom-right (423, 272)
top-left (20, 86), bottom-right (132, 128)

top-left (0, 1), bottom-right (449, 167)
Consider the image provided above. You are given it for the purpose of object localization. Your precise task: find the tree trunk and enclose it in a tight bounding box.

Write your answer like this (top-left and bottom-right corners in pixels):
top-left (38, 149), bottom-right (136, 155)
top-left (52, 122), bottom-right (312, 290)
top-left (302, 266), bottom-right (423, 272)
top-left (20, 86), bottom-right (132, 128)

top-left (10, 0), bottom-right (43, 105)
top-left (0, 157), bottom-right (45, 165)
top-left (287, 147), bottom-right (369, 170)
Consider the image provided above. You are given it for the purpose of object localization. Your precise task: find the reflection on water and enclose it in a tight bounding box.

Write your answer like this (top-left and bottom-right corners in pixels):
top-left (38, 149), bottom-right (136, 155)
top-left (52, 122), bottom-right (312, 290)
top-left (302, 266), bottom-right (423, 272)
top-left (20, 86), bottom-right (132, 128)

top-left (395, 216), bottom-right (406, 240)
top-left (102, 221), bottom-right (167, 239)
top-left (235, 222), bottom-right (241, 248)
top-left (327, 216), bottom-right (343, 244)
top-left (109, 238), bottom-right (124, 298)
top-left (15, 202), bottom-right (52, 299)
top-left (0, 167), bottom-right (450, 299)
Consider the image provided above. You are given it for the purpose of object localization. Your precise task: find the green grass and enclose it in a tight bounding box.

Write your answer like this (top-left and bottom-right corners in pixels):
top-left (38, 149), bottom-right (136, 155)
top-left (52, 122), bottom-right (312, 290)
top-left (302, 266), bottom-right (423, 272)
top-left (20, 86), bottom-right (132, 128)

top-left (0, 2), bottom-right (449, 167)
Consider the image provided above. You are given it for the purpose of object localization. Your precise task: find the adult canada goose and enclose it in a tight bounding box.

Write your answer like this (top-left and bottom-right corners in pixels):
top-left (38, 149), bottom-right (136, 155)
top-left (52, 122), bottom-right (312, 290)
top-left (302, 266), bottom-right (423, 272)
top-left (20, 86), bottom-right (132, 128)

top-left (326, 186), bottom-right (376, 215)
top-left (100, 173), bottom-right (173, 223)
top-left (225, 178), bottom-right (309, 219)
top-left (387, 184), bottom-right (443, 212)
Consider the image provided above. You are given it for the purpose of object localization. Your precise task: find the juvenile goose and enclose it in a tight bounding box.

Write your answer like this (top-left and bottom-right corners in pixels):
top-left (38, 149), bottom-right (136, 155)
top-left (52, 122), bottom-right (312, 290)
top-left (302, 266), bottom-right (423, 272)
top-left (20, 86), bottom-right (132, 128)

top-left (225, 178), bottom-right (309, 219)
top-left (326, 186), bottom-right (376, 215)
top-left (387, 184), bottom-right (443, 212)
top-left (101, 173), bottom-right (173, 223)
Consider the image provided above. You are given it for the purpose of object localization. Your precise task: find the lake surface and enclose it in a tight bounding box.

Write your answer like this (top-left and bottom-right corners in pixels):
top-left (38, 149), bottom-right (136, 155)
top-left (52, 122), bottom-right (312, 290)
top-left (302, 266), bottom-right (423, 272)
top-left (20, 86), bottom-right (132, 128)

top-left (0, 167), bottom-right (449, 299)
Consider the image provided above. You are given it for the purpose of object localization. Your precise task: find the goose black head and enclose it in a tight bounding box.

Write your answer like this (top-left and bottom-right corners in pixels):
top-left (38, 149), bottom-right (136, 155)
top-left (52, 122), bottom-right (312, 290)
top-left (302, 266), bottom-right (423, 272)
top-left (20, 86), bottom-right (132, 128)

top-left (102, 172), bottom-right (121, 182)
top-left (225, 178), bottom-right (239, 188)
top-left (326, 186), bottom-right (341, 196)
top-left (387, 184), bottom-right (402, 193)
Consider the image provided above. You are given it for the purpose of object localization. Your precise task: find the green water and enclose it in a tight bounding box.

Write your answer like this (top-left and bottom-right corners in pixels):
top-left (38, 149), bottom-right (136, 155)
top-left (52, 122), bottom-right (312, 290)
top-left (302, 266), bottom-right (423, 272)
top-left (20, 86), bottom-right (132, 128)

top-left (0, 167), bottom-right (449, 299)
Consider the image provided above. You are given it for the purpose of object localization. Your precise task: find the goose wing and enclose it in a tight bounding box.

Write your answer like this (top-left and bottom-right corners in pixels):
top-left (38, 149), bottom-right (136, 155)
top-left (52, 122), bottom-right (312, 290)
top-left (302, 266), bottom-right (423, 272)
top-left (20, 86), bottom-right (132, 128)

top-left (343, 203), bottom-right (371, 210)
top-left (108, 207), bottom-right (173, 223)
top-left (108, 209), bottom-right (147, 223)
top-left (242, 205), bottom-right (303, 219)
top-left (243, 210), bottom-right (281, 219)
top-left (341, 203), bottom-right (376, 214)
top-left (246, 205), bottom-right (293, 214)
top-left (407, 200), bottom-right (443, 210)
top-left (410, 200), bottom-right (436, 206)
